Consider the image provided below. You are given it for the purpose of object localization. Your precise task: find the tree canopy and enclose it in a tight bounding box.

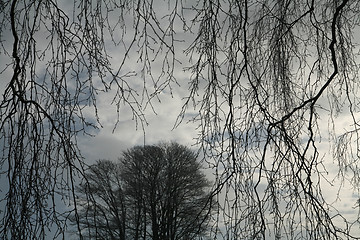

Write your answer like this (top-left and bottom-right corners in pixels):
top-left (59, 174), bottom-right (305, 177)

top-left (1, 0), bottom-right (360, 239)
top-left (74, 142), bottom-right (213, 240)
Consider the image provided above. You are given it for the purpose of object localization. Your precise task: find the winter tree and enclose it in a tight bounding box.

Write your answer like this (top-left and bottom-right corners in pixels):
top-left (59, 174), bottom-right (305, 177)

top-left (74, 143), bottom-right (213, 240)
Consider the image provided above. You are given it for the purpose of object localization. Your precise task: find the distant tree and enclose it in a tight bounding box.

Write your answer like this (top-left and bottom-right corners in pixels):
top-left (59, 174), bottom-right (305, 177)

top-left (74, 142), bottom-right (214, 240)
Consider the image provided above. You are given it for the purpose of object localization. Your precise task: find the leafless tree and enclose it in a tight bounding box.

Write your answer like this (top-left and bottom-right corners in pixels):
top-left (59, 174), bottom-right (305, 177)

top-left (73, 142), bottom-right (213, 240)
top-left (179, 1), bottom-right (360, 239)
top-left (0, 0), bottom-right (179, 238)
top-left (1, 0), bottom-right (360, 239)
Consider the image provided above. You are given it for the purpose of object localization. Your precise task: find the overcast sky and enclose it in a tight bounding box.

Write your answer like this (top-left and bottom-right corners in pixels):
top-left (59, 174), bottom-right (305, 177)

top-left (77, 82), bottom-right (200, 162)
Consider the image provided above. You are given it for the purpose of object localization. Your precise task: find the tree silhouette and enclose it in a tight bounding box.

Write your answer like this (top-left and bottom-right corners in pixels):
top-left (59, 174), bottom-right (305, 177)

top-left (1, 0), bottom-right (360, 239)
top-left (73, 142), bottom-right (213, 240)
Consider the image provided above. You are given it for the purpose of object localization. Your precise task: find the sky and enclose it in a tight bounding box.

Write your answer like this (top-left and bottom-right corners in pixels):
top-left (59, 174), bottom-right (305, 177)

top-left (1, 0), bottom-right (360, 239)
top-left (77, 83), bottom-right (200, 163)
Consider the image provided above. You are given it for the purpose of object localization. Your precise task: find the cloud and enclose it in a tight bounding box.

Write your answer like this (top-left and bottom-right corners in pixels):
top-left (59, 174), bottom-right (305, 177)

top-left (77, 75), bottom-right (199, 163)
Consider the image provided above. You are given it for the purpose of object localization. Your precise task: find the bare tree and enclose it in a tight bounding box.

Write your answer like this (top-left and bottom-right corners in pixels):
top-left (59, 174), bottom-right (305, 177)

top-left (0, 0), bottom-right (179, 238)
top-left (179, 1), bottom-right (360, 239)
top-left (74, 142), bottom-right (214, 240)
top-left (1, 0), bottom-right (360, 239)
